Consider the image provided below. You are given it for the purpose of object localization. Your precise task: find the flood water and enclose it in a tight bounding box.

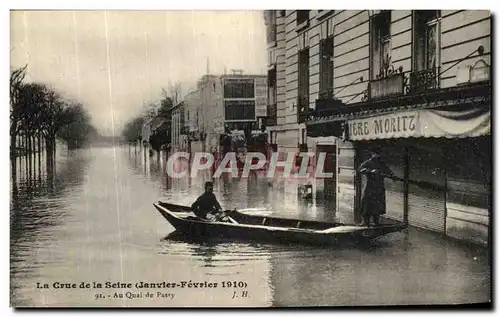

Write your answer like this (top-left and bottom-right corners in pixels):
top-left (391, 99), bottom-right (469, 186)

top-left (10, 146), bottom-right (491, 307)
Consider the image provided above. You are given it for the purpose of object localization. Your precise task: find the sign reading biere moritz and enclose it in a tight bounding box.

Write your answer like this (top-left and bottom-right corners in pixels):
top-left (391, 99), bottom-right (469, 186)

top-left (348, 111), bottom-right (418, 140)
top-left (347, 107), bottom-right (490, 141)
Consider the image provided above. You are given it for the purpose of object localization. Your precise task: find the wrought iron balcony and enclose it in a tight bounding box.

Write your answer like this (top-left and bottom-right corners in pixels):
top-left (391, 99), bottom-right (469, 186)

top-left (409, 67), bottom-right (440, 94)
top-left (367, 65), bottom-right (441, 100)
top-left (307, 46), bottom-right (486, 123)
top-left (368, 64), bottom-right (405, 100)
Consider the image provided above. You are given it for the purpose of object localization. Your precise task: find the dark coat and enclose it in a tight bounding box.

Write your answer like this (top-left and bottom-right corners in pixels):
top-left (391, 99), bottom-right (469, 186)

top-left (357, 156), bottom-right (394, 216)
top-left (191, 191), bottom-right (222, 219)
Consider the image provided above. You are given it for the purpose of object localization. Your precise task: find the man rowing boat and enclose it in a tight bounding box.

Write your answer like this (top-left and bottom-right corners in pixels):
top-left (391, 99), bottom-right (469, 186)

top-left (191, 181), bottom-right (230, 222)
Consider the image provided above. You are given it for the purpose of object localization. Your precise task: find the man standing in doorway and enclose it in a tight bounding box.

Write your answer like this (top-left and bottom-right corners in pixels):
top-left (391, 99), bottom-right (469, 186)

top-left (357, 148), bottom-right (395, 226)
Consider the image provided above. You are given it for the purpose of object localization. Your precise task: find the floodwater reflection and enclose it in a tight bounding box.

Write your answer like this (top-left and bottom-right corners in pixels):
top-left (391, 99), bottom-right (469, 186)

top-left (9, 145), bottom-right (490, 307)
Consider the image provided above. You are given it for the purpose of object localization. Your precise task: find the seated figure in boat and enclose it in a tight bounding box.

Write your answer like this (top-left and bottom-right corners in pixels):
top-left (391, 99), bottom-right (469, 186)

top-left (357, 148), bottom-right (395, 227)
top-left (191, 181), bottom-right (228, 222)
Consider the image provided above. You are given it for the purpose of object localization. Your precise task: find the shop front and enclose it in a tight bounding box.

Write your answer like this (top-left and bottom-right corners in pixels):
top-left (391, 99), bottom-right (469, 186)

top-left (307, 83), bottom-right (491, 245)
top-left (349, 104), bottom-right (490, 242)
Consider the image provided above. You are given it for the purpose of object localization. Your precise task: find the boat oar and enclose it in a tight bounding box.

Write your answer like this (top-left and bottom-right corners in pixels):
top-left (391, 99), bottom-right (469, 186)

top-left (227, 215), bottom-right (239, 225)
top-left (217, 209), bottom-right (239, 224)
top-left (224, 213), bottom-right (239, 224)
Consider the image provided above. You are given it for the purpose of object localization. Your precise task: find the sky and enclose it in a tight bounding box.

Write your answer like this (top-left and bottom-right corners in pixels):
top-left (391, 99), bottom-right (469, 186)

top-left (9, 10), bottom-right (268, 136)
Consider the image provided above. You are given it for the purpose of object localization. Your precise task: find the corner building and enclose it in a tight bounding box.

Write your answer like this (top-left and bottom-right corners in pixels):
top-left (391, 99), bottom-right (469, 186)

top-left (264, 10), bottom-right (491, 245)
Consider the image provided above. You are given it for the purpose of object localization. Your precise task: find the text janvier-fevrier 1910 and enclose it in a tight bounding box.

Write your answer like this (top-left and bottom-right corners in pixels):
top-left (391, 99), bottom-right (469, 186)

top-left (37, 280), bottom-right (248, 289)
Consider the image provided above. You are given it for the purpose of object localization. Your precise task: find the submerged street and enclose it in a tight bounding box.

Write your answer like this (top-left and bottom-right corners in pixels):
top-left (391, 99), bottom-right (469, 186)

top-left (10, 146), bottom-right (491, 307)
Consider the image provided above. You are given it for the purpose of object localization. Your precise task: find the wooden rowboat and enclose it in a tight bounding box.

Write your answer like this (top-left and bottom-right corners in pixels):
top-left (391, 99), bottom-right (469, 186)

top-left (153, 201), bottom-right (407, 246)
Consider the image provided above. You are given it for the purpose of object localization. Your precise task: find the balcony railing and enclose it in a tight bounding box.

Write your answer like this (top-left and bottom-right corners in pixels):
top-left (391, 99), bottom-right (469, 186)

top-left (409, 67), bottom-right (440, 94)
top-left (370, 74), bottom-right (404, 99)
top-left (309, 46), bottom-right (486, 123)
top-left (367, 66), bottom-right (441, 100)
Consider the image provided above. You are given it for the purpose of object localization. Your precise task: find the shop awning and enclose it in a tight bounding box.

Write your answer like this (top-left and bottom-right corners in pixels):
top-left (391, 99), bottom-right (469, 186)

top-left (346, 106), bottom-right (490, 141)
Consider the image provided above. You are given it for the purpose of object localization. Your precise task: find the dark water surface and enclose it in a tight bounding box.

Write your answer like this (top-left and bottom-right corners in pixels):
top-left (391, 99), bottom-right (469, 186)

top-left (10, 146), bottom-right (490, 307)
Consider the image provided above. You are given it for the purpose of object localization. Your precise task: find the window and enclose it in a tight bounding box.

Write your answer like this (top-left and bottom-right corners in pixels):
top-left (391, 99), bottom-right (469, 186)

top-left (267, 67), bottom-right (277, 126)
top-left (371, 11), bottom-right (391, 79)
top-left (298, 48), bottom-right (309, 124)
top-left (267, 68), bottom-right (277, 105)
top-left (414, 10), bottom-right (440, 71)
top-left (223, 79), bottom-right (255, 98)
top-left (298, 48), bottom-right (310, 107)
top-left (224, 100), bottom-right (256, 121)
top-left (319, 36), bottom-right (334, 97)
top-left (412, 10), bottom-right (440, 92)
top-left (297, 10), bottom-right (310, 25)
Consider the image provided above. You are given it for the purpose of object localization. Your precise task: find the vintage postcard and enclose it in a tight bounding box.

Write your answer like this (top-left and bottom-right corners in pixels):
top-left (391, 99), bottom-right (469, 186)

top-left (9, 9), bottom-right (492, 308)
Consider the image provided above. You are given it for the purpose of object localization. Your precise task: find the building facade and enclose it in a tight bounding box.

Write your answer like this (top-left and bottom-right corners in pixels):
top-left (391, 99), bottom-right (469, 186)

top-left (183, 74), bottom-right (267, 152)
top-left (171, 102), bottom-right (186, 151)
top-left (264, 10), bottom-right (491, 245)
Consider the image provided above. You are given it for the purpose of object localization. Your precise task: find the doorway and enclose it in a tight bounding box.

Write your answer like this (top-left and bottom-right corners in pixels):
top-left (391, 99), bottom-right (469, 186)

top-left (316, 144), bottom-right (337, 207)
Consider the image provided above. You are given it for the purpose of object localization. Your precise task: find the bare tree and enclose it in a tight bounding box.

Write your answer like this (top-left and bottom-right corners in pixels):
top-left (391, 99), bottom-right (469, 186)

top-left (10, 65), bottom-right (28, 154)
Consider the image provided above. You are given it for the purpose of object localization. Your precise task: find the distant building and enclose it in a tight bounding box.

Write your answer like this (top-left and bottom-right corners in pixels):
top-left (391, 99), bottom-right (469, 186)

top-left (183, 73), bottom-right (267, 150)
top-left (170, 102), bottom-right (186, 150)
